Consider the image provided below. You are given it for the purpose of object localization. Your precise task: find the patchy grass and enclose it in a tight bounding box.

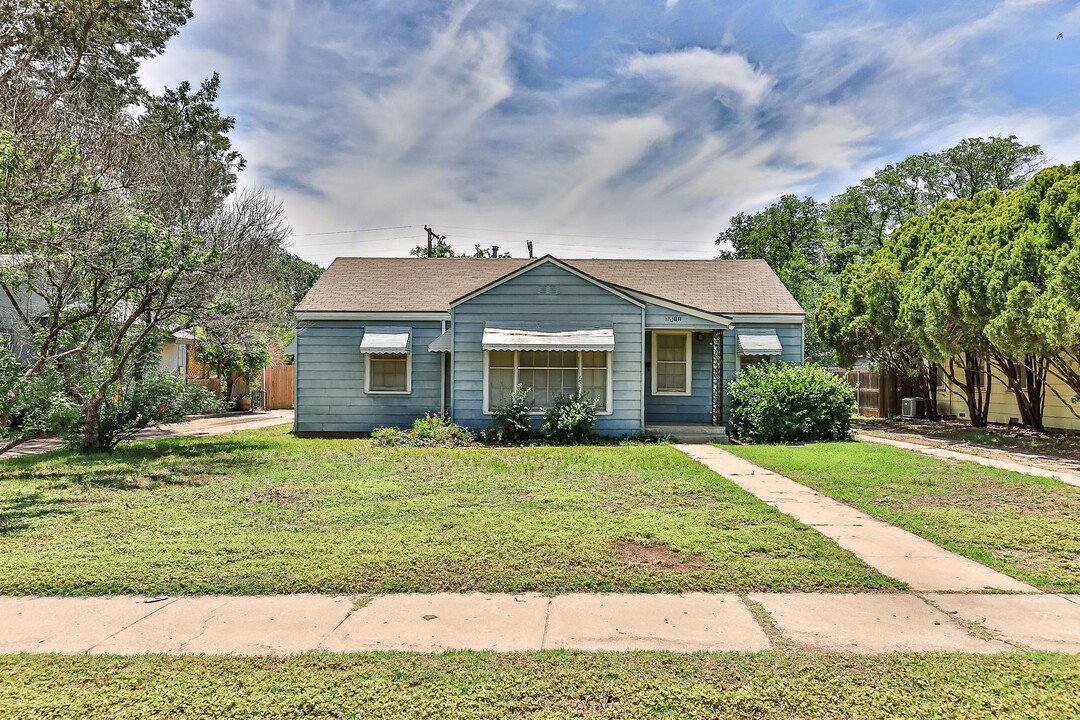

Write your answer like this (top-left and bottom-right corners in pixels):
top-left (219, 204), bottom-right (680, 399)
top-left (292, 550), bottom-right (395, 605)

top-left (727, 441), bottom-right (1080, 592)
top-left (856, 418), bottom-right (1080, 462)
top-left (0, 427), bottom-right (896, 595)
top-left (0, 652), bottom-right (1075, 719)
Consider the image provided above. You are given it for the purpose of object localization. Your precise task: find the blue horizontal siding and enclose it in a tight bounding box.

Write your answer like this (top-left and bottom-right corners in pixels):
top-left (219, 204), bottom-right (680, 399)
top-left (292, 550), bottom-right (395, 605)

top-left (644, 330), bottom-right (715, 423)
top-left (451, 262), bottom-right (644, 436)
top-left (295, 320), bottom-right (444, 433)
top-left (643, 303), bottom-right (727, 330)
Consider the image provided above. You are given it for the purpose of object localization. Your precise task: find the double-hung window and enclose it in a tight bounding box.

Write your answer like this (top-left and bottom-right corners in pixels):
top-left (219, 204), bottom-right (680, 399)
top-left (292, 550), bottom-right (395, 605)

top-left (652, 331), bottom-right (691, 395)
top-left (367, 354), bottom-right (410, 393)
top-left (361, 327), bottom-right (413, 394)
top-left (485, 350), bottom-right (610, 413)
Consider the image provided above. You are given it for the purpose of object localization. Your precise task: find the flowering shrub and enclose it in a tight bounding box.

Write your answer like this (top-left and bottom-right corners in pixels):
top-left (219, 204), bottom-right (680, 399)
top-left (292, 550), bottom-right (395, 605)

top-left (541, 392), bottom-right (598, 443)
top-left (371, 412), bottom-right (476, 448)
top-left (489, 384), bottom-right (533, 444)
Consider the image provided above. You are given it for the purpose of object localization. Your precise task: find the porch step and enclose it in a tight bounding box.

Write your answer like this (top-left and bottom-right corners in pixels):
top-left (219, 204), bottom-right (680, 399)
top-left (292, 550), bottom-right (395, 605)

top-left (645, 423), bottom-right (729, 444)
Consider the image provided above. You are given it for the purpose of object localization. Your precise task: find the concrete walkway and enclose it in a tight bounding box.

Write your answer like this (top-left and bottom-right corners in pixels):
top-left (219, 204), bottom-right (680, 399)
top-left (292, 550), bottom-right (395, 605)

top-left (3, 410), bottom-right (295, 458)
top-left (2, 592), bottom-right (1078, 656)
top-left (674, 444), bottom-right (1037, 593)
top-left (857, 432), bottom-right (1080, 488)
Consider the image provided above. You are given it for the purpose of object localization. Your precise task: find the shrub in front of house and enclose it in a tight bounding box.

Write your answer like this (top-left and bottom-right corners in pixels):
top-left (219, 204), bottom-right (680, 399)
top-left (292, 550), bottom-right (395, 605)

top-left (56, 371), bottom-right (224, 452)
top-left (729, 362), bottom-right (855, 444)
top-left (541, 392), bottom-right (598, 443)
top-left (489, 385), bottom-right (533, 444)
top-left (372, 412), bottom-right (476, 448)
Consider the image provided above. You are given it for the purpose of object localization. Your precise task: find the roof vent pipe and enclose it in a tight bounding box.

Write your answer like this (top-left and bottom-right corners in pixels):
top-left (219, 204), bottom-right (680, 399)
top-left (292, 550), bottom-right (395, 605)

top-left (492, 245), bottom-right (499, 258)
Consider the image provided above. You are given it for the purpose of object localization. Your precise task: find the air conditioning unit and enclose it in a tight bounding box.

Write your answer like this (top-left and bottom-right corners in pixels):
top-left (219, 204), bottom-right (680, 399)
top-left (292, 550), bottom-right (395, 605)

top-left (901, 397), bottom-right (926, 419)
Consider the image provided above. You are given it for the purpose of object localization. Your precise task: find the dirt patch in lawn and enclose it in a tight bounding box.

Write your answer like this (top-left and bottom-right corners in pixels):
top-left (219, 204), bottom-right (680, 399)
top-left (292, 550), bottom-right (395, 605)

top-left (610, 540), bottom-right (709, 572)
top-left (906, 484), bottom-right (1079, 520)
top-left (854, 419), bottom-right (1080, 468)
top-left (243, 487), bottom-right (298, 504)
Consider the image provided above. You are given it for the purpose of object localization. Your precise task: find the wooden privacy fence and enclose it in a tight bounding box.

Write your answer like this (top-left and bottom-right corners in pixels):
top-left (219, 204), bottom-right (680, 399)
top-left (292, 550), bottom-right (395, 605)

top-left (846, 368), bottom-right (881, 418)
top-left (262, 365), bottom-right (295, 410)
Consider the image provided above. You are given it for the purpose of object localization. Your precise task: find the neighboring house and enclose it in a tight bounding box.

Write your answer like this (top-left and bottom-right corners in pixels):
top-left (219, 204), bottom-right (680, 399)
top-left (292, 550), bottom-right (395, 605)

top-left (293, 256), bottom-right (804, 439)
top-left (934, 363), bottom-right (1080, 431)
top-left (0, 275), bottom-right (197, 378)
top-left (160, 330), bottom-right (195, 378)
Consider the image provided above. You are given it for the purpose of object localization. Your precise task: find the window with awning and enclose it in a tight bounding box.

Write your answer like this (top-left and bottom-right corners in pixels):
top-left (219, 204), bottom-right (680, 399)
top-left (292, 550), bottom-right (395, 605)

top-left (360, 327), bottom-right (412, 354)
top-left (361, 327), bottom-right (412, 394)
top-left (481, 326), bottom-right (615, 352)
top-left (485, 348), bottom-right (611, 413)
top-left (736, 328), bottom-right (783, 356)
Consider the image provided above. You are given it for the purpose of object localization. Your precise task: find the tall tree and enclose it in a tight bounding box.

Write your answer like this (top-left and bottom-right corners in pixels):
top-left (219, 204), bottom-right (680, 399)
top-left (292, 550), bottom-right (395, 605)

top-left (717, 194), bottom-right (829, 361)
top-left (822, 136), bottom-right (1045, 274)
top-left (0, 0), bottom-right (292, 451)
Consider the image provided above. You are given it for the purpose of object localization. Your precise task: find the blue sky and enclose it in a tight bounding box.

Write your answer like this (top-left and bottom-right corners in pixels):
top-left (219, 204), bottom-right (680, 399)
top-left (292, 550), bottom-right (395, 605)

top-left (139, 0), bottom-right (1080, 265)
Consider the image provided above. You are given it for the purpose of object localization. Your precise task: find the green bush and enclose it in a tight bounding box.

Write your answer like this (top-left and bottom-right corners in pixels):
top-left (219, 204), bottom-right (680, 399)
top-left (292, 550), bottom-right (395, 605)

top-left (729, 362), bottom-right (855, 444)
top-left (541, 392), bottom-right (598, 443)
top-left (490, 385), bottom-right (532, 444)
top-left (58, 371), bottom-right (225, 452)
top-left (372, 412), bottom-right (476, 448)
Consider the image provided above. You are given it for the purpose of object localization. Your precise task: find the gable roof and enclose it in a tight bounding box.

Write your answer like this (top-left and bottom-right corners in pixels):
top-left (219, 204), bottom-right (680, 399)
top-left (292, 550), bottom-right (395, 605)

top-left (295, 257), bottom-right (803, 316)
top-left (448, 256), bottom-right (645, 309)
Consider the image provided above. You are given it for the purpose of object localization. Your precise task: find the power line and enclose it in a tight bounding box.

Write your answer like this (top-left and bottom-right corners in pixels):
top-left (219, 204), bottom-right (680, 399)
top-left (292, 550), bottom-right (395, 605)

top-left (291, 224), bottom-right (421, 238)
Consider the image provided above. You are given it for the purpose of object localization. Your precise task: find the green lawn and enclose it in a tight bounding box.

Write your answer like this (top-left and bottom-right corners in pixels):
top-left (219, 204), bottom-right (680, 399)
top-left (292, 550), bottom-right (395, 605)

top-left (0, 428), bottom-right (897, 595)
top-left (726, 441), bottom-right (1080, 592)
top-left (0, 652), bottom-right (1075, 719)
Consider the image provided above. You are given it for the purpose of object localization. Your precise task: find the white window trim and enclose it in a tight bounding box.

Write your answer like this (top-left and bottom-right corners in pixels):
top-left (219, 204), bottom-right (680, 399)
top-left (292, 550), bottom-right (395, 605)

top-left (651, 330), bottom-right (692, 396)
top-left (482, 349), bottom-right (613, 415)
top-left (364, 352), bottom-right (412, 395)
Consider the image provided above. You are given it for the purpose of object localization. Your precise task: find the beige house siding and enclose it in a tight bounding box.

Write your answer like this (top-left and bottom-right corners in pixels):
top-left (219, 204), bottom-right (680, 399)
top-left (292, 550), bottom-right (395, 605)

top-left (937, 365), bottom-right (1080, 431)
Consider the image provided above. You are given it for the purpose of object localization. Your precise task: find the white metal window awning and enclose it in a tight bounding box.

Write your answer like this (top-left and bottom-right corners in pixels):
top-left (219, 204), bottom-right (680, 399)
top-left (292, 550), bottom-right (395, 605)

top-left (360, 326), bottom-right (412, 354)
top-left (428, 330), bottom-right (452, 353)
top-left (736, 328), bottom-right (783, 355)
top-left (482, 326), bottom-right (615, 352)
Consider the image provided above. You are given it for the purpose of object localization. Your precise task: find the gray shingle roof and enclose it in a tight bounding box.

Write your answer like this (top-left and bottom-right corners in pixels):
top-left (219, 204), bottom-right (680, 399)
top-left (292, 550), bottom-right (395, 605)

top-left (295, 257), bottom-right (803, 316)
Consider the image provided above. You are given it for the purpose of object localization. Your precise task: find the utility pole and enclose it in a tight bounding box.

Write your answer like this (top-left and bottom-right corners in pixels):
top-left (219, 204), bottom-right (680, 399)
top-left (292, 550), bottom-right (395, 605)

top-left (423, 225), bottom-right (445, 257)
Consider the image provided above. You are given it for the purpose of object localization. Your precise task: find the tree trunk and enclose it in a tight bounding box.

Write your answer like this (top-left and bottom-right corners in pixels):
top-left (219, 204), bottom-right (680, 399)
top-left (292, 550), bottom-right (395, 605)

top-left (82, 398), bottom-right (103, 452)
top-left (995, 356), bottom-right (1048, 432)
top-left (951, 354), bottom-right (991, 427)
top-left (918, 367), bottom-right (941, 421)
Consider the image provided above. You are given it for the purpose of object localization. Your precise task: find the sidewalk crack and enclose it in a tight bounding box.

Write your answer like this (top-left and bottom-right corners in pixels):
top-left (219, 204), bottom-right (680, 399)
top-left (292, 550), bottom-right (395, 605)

top-left (540, 596), bottom-right (553, 650)
top-left (85, 597), bottom-right (180, 653)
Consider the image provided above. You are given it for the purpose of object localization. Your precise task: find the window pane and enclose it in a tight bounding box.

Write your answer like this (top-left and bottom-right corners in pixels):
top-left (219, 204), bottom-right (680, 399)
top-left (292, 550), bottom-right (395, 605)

top-left (489, 350), bottom-right (514, 368)
top-left (557, 369), bottom-right (578, 395)
top-left (531, 370), bottom-right (552, 409)
top-left (518, 351), bottom-right (541, 368)
top-left (489, 367), bottom-right (515, 407)
top-left (582, 368), bottom-right (607, 411)
top-left (370, 354), bottom-right (407, 391)
top-left (656, 362), bottom-right (686, 392)
top-left (656, 334), bottom-right (686, 362)
top-left (582, 352), bottom-right (607, 368)
top-left (554, 351), bottom-right (578, 368)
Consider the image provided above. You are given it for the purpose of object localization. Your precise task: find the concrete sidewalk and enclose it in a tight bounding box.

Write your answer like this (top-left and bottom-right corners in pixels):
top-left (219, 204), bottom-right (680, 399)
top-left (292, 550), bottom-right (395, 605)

top-left (674, 444), bottom-right (1037, 593)
top-left (3, 410), bottom-right (294, 458)
top-left (857, 432), bottom-right (1080, 488)
top-left (2, 592), bottom-right (1078, 656)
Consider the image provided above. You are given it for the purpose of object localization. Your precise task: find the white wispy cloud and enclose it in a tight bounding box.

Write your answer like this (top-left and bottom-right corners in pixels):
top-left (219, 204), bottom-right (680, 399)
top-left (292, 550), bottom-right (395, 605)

top-left (138, 0), bottom-right (1080, 264)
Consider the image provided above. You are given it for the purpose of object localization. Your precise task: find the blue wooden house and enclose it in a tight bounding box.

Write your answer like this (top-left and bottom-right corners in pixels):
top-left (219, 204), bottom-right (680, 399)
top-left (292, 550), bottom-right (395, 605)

top-left (293, 256), bottom-right (804, 440)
